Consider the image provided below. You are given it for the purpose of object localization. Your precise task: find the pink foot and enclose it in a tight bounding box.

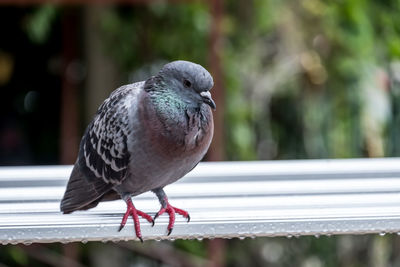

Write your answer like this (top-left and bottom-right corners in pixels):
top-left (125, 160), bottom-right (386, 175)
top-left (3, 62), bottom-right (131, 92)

top-left (154, 197), bottom-right (190, 235)
top-left (118, 198), bottom-right (154, 242)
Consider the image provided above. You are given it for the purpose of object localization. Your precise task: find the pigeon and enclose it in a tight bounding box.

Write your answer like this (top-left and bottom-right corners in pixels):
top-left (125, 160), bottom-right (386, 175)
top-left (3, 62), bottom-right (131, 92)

top-left (60, 60), bottom-right (215, 241)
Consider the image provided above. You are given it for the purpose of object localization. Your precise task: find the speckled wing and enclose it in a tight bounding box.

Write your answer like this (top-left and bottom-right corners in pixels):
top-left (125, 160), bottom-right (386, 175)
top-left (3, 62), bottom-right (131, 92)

top-left (60, 83), bottom-right (142, 213)
top-left (79, 84), bottom-right (137, 184)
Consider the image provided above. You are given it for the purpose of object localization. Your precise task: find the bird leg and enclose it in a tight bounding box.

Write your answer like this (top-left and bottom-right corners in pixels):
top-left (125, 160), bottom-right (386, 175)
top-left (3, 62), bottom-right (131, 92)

top-left (118, 197), bottom-right (154, 242)
top-left (152, 188), bottom-right (190, 235)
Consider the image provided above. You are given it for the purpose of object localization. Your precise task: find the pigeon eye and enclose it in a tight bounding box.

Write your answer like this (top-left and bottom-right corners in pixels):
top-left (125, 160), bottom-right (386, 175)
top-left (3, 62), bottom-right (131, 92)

top-left (183, 79), bottom-right (192, 88)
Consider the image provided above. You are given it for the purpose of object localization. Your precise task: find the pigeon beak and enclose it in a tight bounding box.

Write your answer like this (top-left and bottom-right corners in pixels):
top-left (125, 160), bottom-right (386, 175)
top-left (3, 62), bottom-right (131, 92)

top-left (200, 91), bottom-right (216, 110)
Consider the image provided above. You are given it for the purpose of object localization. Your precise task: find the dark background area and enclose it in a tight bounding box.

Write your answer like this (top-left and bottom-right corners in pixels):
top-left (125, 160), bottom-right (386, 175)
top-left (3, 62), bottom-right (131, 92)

top-left (0, 7), bottom-right (61, 165)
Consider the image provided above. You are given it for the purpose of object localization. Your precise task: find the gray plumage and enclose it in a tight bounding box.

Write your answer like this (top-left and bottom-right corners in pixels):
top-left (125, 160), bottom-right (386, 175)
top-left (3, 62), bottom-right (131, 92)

top-left (60, 61), bottom-right (215, 221)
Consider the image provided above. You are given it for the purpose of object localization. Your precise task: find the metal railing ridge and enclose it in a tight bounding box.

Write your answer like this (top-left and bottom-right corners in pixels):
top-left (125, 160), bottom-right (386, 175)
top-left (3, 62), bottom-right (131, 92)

top-left (0, 158), bottom-right (399, 244)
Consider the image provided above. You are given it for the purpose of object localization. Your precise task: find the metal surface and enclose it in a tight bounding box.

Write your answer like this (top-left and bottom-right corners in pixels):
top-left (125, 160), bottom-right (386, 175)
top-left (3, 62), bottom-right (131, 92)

top-left (1, 158), bottom-right (400, 244)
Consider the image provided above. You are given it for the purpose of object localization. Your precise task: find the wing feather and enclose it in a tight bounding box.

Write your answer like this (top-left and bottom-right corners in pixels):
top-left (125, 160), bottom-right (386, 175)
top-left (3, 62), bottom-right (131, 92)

top-left (78, 85), bottom-right (135, 185)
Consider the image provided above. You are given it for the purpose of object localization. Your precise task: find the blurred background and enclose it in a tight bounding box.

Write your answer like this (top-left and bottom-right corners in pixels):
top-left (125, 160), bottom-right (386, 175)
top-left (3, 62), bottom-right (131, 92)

top-left (1, 0), bottom-right (400, 266)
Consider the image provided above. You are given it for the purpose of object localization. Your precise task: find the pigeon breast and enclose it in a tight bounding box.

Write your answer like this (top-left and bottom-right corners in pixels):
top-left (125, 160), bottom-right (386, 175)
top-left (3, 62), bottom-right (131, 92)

top-left (116, 89), bottom-right (214, 196)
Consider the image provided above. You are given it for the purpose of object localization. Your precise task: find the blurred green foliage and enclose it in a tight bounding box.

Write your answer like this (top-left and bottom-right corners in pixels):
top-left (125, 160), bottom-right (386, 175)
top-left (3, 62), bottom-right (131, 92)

top-left (25, 5), bottom-right (58, 44)
top-left (100, 3), bottom-right (210, 71)
top-left (220, 0), bottom-right (400, 160)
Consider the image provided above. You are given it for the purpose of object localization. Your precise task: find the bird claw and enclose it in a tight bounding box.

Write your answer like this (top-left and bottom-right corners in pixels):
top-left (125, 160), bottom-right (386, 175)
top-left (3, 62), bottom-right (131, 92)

top-left (119, 199), bottom-right (153, 241)
top-left (167, 228), bottom-right (173, 236)
top-left (153, 202), bottom-right (190, 236)
top-left (153, 208), bottom-right (166, 221)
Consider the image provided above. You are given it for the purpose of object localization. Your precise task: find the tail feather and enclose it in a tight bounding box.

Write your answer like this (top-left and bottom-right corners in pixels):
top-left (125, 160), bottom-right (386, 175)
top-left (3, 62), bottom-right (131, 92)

top-left (60, 162), bottom-right (113, 214)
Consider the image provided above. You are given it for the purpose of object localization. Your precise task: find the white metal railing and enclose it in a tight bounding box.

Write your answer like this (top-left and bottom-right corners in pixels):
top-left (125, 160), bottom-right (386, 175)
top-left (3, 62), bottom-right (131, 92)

top-left (1, 158), bottom-right (400, 244)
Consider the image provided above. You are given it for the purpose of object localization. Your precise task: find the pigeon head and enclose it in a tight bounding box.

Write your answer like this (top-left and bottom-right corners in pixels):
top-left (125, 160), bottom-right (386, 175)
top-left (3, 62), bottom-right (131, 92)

top-left (152, 60), bottom-right (216, 110)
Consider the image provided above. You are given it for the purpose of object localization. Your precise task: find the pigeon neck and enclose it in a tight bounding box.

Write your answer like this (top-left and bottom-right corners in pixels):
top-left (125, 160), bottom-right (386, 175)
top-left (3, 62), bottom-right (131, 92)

top-left (145, 76), bottom-right (201, 112)
top-left (149, 89), bottom-right (193, 116)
